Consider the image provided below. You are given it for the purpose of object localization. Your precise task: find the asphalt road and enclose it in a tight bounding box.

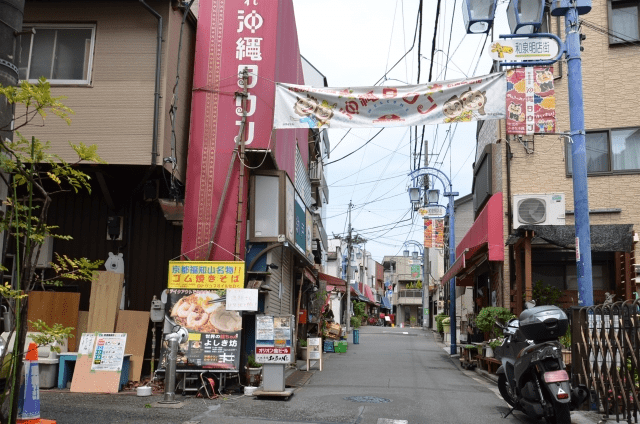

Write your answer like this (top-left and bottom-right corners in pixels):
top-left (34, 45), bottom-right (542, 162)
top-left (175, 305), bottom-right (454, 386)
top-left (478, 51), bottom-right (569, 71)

top-left (39, 326), bottom-right (601, 423)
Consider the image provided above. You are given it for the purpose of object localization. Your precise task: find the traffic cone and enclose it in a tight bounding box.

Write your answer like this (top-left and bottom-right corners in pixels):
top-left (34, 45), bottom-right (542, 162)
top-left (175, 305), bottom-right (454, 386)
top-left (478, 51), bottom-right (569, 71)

top-left (17, 343), bottom-right (56, 424)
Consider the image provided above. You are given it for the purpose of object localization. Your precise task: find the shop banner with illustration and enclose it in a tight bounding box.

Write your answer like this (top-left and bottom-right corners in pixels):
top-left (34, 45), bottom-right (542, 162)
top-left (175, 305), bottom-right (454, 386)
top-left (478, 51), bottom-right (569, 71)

top-left (164, 261), bottom-right (244, 370)
top-left (424, 219), bottom-right (445, 249)
top-left (506, 67), bottom-right (556, 135)
top-left (273, 72), bottom-right (506, 129)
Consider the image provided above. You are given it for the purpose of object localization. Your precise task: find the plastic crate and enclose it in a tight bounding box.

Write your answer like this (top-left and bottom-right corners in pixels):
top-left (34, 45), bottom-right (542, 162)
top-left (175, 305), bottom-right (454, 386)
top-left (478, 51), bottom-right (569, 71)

top-left (334, 341), bottom-right (347, 353)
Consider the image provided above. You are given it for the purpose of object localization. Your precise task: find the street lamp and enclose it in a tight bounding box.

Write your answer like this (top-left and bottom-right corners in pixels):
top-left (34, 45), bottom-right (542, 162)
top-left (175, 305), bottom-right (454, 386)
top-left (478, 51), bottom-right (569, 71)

top-left (408, 186), bottom-right (421, 204)
top-left (462, 0), bottom-right (497, 34)
top-left (407, 168), bottom-right (458, 352)
top-left (426, 189), bottom-right (440, 205)
top-left (506, 0), bottom-right (545, 34)
top-left (460, 0), bottom-right (595, 308)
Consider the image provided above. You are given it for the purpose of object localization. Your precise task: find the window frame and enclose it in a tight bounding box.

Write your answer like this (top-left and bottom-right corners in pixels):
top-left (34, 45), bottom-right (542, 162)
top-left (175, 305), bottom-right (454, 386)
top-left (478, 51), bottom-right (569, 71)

top-left (607, 0), bottom-right (640, 45)
top-left (19, 23), bottom-right (96, 85)
top-left (565, 126), bottom-right (640, 176)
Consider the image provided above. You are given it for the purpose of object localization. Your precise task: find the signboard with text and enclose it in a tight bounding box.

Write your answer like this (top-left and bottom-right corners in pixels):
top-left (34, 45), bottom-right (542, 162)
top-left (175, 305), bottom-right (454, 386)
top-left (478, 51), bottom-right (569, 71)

top-left (489, 38), bottom-right (559, 62)
top-left (506, 67), bottom-right (556, 135)
top-left (255, 315), bottom-right (294, 363)
top-left (165, 261), bottom-right (243, 370)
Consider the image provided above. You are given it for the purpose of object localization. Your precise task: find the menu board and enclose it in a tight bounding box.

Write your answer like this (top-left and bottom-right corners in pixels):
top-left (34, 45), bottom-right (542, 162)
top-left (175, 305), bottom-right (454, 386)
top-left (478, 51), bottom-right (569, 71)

top-left (255, 315), bottom-right (294, 363)
top-left (164, 261), bottom-right (245, 370)
top-left (91, 333), bottom-right (127, 372)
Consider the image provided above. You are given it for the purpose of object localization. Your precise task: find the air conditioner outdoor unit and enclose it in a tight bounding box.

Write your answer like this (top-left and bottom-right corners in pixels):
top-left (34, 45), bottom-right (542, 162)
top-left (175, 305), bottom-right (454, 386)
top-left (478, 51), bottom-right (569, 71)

top-left (513, 193), bottom-right (566, 229)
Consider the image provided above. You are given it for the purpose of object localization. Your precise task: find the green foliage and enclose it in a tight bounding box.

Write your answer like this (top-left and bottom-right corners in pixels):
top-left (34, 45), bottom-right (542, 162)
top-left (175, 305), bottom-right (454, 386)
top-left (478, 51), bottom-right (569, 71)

top-left (435, 313), bottom-right (448, 333)
top-left (559, 325), bottom-right (571, 349)
top-left (352, 301), bottom-right (366, 317)
top-left (488, 338), bottom-right (503, 350)
top-left (28, 319), bottom-right (74, 353)
top-left (247, 353), bottom-right (261, 368)
top-left (298, 338), bottom-right (307, 347)
top-left (350, 316), bottom-right (361, 329)
top-left (475, 307), bottom-right (515, 338)
top-left (406, 280), bottom-right (423, 289)
top-left (48, 254), bottom-right (103, 286)
top-left (0, 78), bottom-right (105, 422)
top-left (527, 280), bottom-right (563, 306)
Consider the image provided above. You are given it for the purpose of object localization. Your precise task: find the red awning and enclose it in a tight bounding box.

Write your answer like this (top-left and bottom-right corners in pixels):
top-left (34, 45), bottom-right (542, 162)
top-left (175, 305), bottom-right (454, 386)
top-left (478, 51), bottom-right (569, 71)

top-left (318, 272), bottom-right (346, 287)
top-left (441, 192), bottom-right (504, 286)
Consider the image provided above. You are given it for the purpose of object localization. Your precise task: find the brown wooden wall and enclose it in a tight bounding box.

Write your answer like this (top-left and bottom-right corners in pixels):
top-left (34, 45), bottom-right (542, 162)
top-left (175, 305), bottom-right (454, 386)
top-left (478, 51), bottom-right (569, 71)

top-left (46, 172), bottom-right (182, 312)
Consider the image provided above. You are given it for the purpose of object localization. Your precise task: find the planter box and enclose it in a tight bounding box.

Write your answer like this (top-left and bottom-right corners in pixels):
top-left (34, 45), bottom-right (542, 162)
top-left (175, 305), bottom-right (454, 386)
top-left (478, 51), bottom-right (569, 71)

top-left (334, 341), bottom-right (347, 353)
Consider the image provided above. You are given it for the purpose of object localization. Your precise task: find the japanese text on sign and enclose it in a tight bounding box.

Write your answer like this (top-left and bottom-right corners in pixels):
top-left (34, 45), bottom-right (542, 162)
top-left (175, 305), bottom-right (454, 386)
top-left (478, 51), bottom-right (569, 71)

top-left (168, 261), bottom-right (245, 289)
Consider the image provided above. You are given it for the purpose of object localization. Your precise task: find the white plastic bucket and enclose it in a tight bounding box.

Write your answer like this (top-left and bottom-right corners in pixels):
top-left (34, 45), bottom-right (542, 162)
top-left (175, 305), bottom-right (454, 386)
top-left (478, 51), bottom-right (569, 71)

top-left (137, 386), bottom-right (152, 397)
top-left (244, 386), bottom-right (258, 396)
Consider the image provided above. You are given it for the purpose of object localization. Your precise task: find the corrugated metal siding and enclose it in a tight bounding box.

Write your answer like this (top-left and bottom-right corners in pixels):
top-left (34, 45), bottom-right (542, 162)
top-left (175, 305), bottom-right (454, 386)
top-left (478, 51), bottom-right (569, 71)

top-left (47, 176), bottom-right (182, 311)
top-left (265, 247), bottom-right (293, 315)
top-left (295, 146), bottom-right (312, 207)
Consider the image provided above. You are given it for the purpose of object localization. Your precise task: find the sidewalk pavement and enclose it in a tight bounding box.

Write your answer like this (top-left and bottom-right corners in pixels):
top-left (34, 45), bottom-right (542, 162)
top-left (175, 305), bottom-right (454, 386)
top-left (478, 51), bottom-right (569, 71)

top-left (430, 329), bottom-right (606, 424)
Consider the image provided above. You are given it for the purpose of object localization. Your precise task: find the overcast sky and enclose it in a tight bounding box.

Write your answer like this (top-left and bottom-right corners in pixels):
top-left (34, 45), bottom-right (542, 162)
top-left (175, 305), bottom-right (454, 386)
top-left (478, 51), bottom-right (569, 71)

top-left (292, 0), bottom-right (512, 262)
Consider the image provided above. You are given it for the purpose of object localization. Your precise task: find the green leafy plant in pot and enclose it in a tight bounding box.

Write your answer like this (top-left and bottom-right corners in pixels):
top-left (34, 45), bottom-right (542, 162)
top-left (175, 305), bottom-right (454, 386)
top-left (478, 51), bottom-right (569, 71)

top-left (475, 307), bottom-right (515, 339)
top-left (435, 313), bottom-right (448, 333)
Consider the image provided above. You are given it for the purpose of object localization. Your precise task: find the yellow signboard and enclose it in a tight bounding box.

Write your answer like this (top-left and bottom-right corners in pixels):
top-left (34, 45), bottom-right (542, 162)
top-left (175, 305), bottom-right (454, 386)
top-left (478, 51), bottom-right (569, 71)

top-left (168, 261), bottom-right (245, 289)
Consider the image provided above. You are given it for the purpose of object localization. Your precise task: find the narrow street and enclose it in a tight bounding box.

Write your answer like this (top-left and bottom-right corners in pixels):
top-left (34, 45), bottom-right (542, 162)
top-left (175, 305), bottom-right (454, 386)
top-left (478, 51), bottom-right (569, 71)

top-left (40, 326), bottom-right (558, 424)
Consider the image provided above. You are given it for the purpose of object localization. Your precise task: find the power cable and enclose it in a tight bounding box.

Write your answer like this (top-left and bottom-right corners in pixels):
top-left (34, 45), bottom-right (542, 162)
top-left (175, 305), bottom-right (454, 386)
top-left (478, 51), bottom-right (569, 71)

top-left (325, 129), bottom-right (384, 165)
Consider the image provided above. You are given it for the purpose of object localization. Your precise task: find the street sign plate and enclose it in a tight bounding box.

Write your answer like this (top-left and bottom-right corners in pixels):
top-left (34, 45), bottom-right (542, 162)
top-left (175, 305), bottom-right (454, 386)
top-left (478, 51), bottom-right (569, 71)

top-left (418, 206), bottom-right (446, 218)
top-left (489, 38), bottom-right (559, 62)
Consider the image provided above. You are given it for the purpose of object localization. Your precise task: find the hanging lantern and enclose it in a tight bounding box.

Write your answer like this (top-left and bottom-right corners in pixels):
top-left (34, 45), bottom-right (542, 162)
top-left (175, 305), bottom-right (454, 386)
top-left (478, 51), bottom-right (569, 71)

top-left (412, 251), bottom-right (419, 260)
top-left (507, 0), bottom-right (545, 35)
top-left (403, 249), bottom-right (410, 257)
top-left (462, 0), bottom-right (498, 34)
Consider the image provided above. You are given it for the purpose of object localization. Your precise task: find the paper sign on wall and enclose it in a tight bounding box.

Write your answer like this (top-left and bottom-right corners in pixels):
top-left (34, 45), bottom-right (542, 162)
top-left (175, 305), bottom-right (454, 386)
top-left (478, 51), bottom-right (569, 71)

top-left (226, 288), bottom-right (258, 311)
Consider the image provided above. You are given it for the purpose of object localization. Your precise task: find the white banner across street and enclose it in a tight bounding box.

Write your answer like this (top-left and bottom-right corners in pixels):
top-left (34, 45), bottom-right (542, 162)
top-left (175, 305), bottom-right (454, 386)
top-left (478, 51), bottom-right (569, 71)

top-left (273, 72), bottom-right (506, 129)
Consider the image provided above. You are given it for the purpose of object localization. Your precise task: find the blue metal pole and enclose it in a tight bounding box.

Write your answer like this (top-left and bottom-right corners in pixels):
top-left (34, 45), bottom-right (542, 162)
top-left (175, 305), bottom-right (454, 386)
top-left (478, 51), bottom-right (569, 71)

top-left (448, 192), bottom-right (456, 354)
top-left (565, 6), bottom-right (593, 307)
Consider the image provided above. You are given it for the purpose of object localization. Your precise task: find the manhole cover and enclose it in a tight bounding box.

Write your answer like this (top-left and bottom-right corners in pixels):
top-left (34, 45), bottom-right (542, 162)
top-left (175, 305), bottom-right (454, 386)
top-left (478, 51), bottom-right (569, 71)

top-left (344, 396), bottom-right (391, 404)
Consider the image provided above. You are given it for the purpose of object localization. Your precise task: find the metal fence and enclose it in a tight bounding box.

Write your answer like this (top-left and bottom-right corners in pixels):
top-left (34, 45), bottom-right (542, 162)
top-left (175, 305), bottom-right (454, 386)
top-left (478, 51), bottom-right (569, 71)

top-left (573, 300), bottom-right (640, 423)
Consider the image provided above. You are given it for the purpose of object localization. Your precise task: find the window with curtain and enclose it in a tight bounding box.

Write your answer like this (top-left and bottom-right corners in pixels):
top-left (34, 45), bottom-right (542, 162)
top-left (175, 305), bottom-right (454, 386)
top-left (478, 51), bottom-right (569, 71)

top-left (608, 0), bottom-right (640, 44)
top-left (567, 127), bottom-right (640, 175)
top-left (17, 25), bottom-right (96, 84)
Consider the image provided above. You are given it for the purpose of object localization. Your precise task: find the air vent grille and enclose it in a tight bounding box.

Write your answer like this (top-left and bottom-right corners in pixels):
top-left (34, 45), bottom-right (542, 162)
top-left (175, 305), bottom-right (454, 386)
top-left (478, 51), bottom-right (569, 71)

top-left (518, 198), bottom-right (547, 224)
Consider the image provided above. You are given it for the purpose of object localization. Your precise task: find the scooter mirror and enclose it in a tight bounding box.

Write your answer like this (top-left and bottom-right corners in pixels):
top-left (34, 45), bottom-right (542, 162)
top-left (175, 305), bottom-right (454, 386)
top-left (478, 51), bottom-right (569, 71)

top-left (525, 300), bottom-right (536, 309)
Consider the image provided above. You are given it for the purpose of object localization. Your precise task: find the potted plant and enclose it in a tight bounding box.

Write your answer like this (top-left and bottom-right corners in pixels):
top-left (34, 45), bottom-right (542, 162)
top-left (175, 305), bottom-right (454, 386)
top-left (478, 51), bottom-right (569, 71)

top-left (486, 338), bottom-right (503, 358)
top-left (442, 317), bottom-right (451, 334)
top-left (475, 307), bottom-right (515, 340)
top-left (298, 338), bottom-right (308, 360)
top-left (435, 313), bottom-right (448, 334)
top-left (246, 353), bottom-right (262, 387)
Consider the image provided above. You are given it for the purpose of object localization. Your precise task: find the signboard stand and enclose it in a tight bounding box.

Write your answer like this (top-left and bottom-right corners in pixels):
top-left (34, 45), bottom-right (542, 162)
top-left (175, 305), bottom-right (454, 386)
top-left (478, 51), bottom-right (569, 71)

top-left (253, 314), bottom-right (295, 399)
top-left (306, 337), bottom-right (322, 371)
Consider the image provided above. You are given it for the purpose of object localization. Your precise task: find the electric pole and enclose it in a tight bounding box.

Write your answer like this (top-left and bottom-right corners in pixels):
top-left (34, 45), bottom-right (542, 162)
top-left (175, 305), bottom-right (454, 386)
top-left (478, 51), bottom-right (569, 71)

top-left (345, 202), bottom-right (352, 334)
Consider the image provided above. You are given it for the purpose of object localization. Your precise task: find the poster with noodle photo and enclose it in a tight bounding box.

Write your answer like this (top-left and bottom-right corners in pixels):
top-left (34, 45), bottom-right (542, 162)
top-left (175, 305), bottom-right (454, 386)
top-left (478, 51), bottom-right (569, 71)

top-left (164, 261), bottom-right (245, 370)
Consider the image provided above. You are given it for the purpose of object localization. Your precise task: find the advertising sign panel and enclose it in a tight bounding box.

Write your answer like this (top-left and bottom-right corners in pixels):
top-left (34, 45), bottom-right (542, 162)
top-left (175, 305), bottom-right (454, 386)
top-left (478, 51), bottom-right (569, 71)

top-left (506, 67), bottom-right (556, 135)
top-left (274, 72), bottom-right (506, 129)
top-left (489, 38), bottom-right (559, 62)
top-left (165, 261), bottom-right (244, 370)
top-left (255, 315), bottom-right (294, 363)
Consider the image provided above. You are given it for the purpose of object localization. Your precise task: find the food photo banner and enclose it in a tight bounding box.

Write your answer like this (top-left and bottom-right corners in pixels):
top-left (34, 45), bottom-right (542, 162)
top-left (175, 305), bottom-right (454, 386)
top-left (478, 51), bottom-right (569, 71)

top-left (164, 261), bottom-right (244, 370)
top-left (274, 72), bottom-right (506, 129)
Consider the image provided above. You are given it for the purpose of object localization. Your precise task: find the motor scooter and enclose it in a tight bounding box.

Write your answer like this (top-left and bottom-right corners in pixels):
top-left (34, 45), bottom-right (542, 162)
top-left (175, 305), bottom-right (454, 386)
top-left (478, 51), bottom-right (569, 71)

top-left (494, 301), bottom-right (589, 423)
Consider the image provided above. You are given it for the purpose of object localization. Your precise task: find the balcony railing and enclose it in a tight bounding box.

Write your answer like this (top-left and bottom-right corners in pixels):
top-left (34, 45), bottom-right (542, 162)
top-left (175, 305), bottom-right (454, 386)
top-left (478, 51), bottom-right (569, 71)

top-left (396, 289), bottom-right (423, 305)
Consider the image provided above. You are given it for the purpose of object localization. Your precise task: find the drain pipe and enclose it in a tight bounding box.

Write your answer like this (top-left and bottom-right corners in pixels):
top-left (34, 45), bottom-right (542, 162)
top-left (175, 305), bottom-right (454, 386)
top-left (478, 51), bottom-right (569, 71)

top-left (139, 0), bottom-right (162, 166)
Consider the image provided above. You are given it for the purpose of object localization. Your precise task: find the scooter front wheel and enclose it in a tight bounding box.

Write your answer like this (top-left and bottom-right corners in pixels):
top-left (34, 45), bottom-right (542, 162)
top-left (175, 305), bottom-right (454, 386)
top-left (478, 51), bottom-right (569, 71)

top-left (498, 374), bottom-right (517, 407)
